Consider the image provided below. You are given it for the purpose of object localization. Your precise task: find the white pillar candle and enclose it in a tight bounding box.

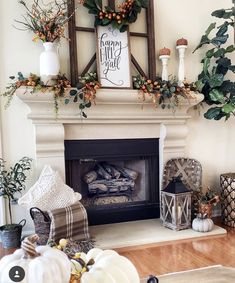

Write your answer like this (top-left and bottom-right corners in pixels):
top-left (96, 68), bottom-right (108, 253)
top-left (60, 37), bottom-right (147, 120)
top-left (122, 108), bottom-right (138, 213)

top-left (172, 205), bottom-right (182, 224)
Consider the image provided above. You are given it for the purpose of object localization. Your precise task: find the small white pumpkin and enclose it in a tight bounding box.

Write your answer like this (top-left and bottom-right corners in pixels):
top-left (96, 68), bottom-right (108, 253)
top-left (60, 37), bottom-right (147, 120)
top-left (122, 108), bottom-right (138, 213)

top-left (80, 248), bottom-right (140, 283)
top-left (0, 234), bottom-right (71, 283)
top-left (192, 213), bottom-right (214, 232)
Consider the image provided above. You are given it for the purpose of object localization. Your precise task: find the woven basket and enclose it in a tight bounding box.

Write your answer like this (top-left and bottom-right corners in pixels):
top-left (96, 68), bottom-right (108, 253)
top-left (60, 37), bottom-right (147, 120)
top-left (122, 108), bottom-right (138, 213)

top-left (30, 207), bottom-right (51, 245)
top-left (221, 173), bottom-right (235, 227)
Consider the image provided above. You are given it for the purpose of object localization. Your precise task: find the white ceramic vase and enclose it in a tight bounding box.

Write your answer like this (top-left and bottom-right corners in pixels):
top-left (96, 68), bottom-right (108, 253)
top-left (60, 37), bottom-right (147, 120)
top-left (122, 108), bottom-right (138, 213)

top-left (40, 42), bottom-right (60, 85)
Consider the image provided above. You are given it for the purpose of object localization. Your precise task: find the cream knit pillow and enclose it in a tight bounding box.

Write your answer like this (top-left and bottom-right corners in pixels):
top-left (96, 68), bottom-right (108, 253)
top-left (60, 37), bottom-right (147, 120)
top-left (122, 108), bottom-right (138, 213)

top-left (18, 165), bottom-right (82, 211)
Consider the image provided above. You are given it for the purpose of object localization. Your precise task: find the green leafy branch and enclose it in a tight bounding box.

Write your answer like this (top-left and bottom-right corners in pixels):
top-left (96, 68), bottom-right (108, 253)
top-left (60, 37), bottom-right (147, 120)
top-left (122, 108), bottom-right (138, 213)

top-left (65, 72), bottom-right (101, 118)
top-left (194, 1), bottom-right (235, 121)
top-left (0, 157), bottom-right (32, 224)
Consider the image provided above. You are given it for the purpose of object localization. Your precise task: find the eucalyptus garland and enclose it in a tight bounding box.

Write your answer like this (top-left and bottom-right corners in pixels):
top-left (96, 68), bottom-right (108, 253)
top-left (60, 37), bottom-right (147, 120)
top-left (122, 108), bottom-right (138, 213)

top-left (1, 72), bottom-right (100, 118)
top-left (133, 75), bottom-right (197, 109)
top-left (82, 0), bottom-right (148, 32)
top-left (65, 72), bottom-right (101, 118)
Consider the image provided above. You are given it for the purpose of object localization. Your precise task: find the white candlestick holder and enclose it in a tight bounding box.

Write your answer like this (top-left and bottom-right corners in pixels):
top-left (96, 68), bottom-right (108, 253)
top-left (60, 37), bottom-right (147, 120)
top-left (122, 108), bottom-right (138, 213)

top-left (176, 45), bottom-right (187, 86)
top-left (159, 55), bottom-right (170, 81)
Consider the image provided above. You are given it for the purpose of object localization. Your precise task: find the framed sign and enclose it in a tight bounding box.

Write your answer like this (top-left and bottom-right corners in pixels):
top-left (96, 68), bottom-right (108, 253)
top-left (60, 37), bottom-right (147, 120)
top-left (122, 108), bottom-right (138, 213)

top-left (96, 25), bottom-right (132, 88)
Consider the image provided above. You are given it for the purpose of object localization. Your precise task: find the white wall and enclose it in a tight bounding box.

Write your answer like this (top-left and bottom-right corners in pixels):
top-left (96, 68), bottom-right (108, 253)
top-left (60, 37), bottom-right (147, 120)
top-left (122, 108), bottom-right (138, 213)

top-left (0, 0), bottom-right (234, 228)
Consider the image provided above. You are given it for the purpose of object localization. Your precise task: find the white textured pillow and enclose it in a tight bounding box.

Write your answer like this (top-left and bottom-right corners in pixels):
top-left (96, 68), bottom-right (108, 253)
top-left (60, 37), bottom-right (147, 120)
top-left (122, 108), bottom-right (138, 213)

top-left (18, 165), bottom-right (82, 211)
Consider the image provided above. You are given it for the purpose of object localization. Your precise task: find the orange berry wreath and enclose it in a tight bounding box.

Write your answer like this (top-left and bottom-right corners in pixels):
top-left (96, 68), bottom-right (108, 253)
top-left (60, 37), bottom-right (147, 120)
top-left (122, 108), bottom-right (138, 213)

top-left (81, 0), bottom-right (148, 32)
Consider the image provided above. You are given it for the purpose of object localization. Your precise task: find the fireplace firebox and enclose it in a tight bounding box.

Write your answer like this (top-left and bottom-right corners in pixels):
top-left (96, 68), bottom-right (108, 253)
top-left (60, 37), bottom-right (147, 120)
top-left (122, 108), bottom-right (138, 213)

top-left (65, 138), bottom-right (160, 225)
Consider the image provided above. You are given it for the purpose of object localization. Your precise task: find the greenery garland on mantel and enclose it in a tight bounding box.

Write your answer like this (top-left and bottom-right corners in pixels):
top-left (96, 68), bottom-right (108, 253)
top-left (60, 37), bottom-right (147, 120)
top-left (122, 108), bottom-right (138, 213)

top-left (81, 0), bottom-right (148, 32)
top-left (1, 72), bottom-right (198, 118)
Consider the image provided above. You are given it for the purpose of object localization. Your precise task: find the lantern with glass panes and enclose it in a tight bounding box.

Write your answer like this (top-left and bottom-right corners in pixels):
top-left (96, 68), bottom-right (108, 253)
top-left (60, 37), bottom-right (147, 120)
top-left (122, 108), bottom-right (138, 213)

top-left (161, 177), bottom-right (192, 230)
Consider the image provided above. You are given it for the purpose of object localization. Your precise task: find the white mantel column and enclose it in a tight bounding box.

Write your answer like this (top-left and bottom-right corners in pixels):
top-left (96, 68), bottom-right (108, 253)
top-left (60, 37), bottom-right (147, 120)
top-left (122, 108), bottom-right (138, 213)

top-left (35, 124), bottom-right (66, 180)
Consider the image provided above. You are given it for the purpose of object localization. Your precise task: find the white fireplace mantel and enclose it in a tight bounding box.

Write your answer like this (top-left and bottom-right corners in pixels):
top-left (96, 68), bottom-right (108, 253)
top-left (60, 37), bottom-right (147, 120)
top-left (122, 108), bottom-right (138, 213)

top-left (17, 87), bottom-right (204, 182)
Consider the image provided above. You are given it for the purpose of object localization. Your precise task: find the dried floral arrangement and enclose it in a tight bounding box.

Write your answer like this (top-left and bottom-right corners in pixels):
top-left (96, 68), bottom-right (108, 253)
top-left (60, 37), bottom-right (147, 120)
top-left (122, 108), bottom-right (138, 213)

top-left (133, 75), bottom-right (197, 109)
top-left (16, 0), bottom-right (77, 42)
top-left (82, 0), bottom-right (148, 32)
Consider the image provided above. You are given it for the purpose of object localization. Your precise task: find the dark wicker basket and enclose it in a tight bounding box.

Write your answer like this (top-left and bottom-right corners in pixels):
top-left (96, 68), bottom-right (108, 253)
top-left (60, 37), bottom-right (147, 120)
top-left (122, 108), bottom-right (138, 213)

top-left (221, 173), bottom-right (235, 227)
top-left (30, 207), bottom-right (51, 245)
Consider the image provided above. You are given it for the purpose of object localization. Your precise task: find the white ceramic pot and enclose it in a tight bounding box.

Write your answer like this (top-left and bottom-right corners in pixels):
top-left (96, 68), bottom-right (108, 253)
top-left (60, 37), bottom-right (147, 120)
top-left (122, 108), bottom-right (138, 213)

top-left (40, 42), bottom-right (60, 85)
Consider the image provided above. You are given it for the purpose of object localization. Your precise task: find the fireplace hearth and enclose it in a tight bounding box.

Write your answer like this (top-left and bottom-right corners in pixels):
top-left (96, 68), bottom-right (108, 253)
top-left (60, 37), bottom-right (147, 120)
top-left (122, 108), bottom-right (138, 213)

top-left (65, 138), bottom-right (160, 225)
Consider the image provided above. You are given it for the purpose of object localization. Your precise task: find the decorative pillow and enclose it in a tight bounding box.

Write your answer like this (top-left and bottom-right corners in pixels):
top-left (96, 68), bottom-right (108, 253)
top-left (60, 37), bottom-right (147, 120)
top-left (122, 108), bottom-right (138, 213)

top-left (18, 165), bottom-right (82, 211)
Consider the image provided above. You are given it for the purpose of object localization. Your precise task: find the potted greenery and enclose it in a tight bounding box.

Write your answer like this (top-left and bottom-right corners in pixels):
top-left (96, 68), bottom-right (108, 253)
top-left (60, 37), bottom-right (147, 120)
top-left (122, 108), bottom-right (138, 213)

top-left (198, 187), bottom-right (220, 218)
top-left (193, 0), bottom-right (235, 120)
top-left (0, 157), bottom-right (32, 248)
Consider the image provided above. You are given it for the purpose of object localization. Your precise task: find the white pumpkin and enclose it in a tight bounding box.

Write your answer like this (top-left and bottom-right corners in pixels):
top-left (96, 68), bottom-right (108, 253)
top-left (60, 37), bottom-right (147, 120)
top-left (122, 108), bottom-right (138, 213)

top-left (192, 214), bottom-right (214, 232)
top-left (80, 248), bottom-right (140, 283)
top-left (0, 234), bottom-right (71, 283)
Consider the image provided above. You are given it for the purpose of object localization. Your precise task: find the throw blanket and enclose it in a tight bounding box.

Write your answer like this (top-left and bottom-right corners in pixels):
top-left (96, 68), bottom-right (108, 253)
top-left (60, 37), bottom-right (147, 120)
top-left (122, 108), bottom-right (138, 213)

top-left (47, 202), bottom-right (90, 243)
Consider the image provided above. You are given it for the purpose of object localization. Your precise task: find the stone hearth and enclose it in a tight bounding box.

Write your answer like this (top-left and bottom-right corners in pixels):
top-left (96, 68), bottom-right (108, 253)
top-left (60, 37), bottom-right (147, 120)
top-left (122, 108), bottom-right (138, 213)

top-left (16, 87), bottom-right (203, 190)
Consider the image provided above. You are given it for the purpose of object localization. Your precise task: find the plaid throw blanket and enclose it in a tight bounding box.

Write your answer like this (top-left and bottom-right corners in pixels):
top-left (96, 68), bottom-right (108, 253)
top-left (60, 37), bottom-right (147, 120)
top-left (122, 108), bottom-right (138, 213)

top-left (47, 202), bottom-right (90, 243)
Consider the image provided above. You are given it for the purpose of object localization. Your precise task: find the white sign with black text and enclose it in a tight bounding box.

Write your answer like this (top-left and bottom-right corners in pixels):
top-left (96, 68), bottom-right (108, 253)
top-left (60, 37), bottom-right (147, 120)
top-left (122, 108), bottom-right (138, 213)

top-left (96, 25), bottom-right (132, 88)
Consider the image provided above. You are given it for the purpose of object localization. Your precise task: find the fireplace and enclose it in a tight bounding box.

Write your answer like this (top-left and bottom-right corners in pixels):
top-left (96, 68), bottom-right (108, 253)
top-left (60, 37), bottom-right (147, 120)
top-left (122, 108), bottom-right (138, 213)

top-left (65, 138), bottom-right (160, 225)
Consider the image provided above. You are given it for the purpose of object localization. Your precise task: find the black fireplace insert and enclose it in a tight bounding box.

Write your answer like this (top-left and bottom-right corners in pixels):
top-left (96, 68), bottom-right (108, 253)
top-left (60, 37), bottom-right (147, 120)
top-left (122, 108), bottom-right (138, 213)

top-left (65, 138), bottom-right (160, 225)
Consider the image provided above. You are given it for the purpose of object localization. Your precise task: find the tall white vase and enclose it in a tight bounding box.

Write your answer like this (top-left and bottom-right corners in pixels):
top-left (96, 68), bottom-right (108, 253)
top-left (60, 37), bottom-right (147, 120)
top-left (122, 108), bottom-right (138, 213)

top-left (40, 42), bottom-right (60, 85)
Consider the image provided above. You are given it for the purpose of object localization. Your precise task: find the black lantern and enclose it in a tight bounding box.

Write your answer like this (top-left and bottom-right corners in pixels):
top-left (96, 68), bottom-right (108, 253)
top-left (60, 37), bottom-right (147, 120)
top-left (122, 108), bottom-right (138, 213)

top-left (161, 177), bottom-right (192, 230)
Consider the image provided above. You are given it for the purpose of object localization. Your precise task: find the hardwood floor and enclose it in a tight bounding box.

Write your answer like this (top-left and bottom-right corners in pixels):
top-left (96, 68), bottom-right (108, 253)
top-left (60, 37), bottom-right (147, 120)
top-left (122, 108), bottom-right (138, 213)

top-left (0, 219), bottom-right (234, 279)
top-left (117, 221), bottom-right (235, 278)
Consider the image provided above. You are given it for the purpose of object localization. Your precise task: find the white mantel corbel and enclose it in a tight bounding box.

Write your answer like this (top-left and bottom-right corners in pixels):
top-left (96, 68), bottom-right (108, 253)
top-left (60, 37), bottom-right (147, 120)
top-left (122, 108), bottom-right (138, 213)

top-left (16, 87), bottom-right (203, 180)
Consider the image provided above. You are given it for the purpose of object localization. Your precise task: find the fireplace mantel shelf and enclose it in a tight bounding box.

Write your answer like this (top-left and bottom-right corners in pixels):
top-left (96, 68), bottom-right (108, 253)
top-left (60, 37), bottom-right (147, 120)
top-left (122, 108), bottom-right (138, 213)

top-left (16, 87), bottom-right (204, 124)
top-left (16, 87), bottom-right (203, 179)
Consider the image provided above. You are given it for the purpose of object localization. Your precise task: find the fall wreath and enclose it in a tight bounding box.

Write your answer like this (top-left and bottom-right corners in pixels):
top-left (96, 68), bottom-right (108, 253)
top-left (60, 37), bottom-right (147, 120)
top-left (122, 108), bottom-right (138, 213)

top-left (82, 0), bottom-right (148, 32)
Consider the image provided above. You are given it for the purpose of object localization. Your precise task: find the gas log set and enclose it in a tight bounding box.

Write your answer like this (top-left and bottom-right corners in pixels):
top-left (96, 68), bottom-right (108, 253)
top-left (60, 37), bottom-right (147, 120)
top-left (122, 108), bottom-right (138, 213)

top-left (83, 162), bottom-right (139, 199)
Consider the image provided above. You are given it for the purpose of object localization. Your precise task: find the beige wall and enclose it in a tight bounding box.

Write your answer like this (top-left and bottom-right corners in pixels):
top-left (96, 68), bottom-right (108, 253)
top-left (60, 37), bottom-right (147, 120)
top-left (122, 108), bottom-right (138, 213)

top-left (0, 0), bottom-right (234, 227)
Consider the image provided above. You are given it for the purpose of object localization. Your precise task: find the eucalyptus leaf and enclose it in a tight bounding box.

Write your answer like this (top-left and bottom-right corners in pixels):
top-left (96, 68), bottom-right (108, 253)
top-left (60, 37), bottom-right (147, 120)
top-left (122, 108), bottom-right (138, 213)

top-left (204, 107), bottom-right (221, 119)
top-left (213, 48), bottom-right (225, 58)
top-left (79, 92), bottom-right (84, 100)
top-left (79, 104), bottom-right (85, 110)
top-left (85, 101), bottom-right (92, 108)
top-left (222, 103), bottom-right (235, 114)
top-left (205, 22), bottom-right (216, 36)
top-left (120, 25), bottom-right (128, 33)
top-left (195, 80), bottom-right (205, 92)
top-left (208, 73), bottom-right (224, 88)
top-left (70, 89), bottom-right (77, 96)
top-left (82, 112), bottom-right (87, 118)
top-left (193, 35), bottom-right (210, 52)
top-left (206, 48), bottom-right (215, 58)
top-left (102, 18), bottom-right (110, 25)
top-left (203, 57), bottom-right (210, 73)
top-left (216, 23), bottom-right (228, 37)
top-left (226, 45), bottom-right (235, 53)
top-left (216, 57), bottom-right (231, 68)
top-left (209, 89), bottom-right (225, 103)
top-left (73, 95), bottom-right (78, 103)
top-left (211, 35), bottom-right (229, 46)
top-left (212, 9), bottom-right (226, 18)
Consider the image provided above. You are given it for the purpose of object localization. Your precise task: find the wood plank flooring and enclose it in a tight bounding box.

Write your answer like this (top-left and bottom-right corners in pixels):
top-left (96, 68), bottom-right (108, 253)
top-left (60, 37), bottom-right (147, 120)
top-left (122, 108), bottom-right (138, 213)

top-left (117, 221), bottom-right (235, 278)
top-left (0, 219), bottom-right (234, 279)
